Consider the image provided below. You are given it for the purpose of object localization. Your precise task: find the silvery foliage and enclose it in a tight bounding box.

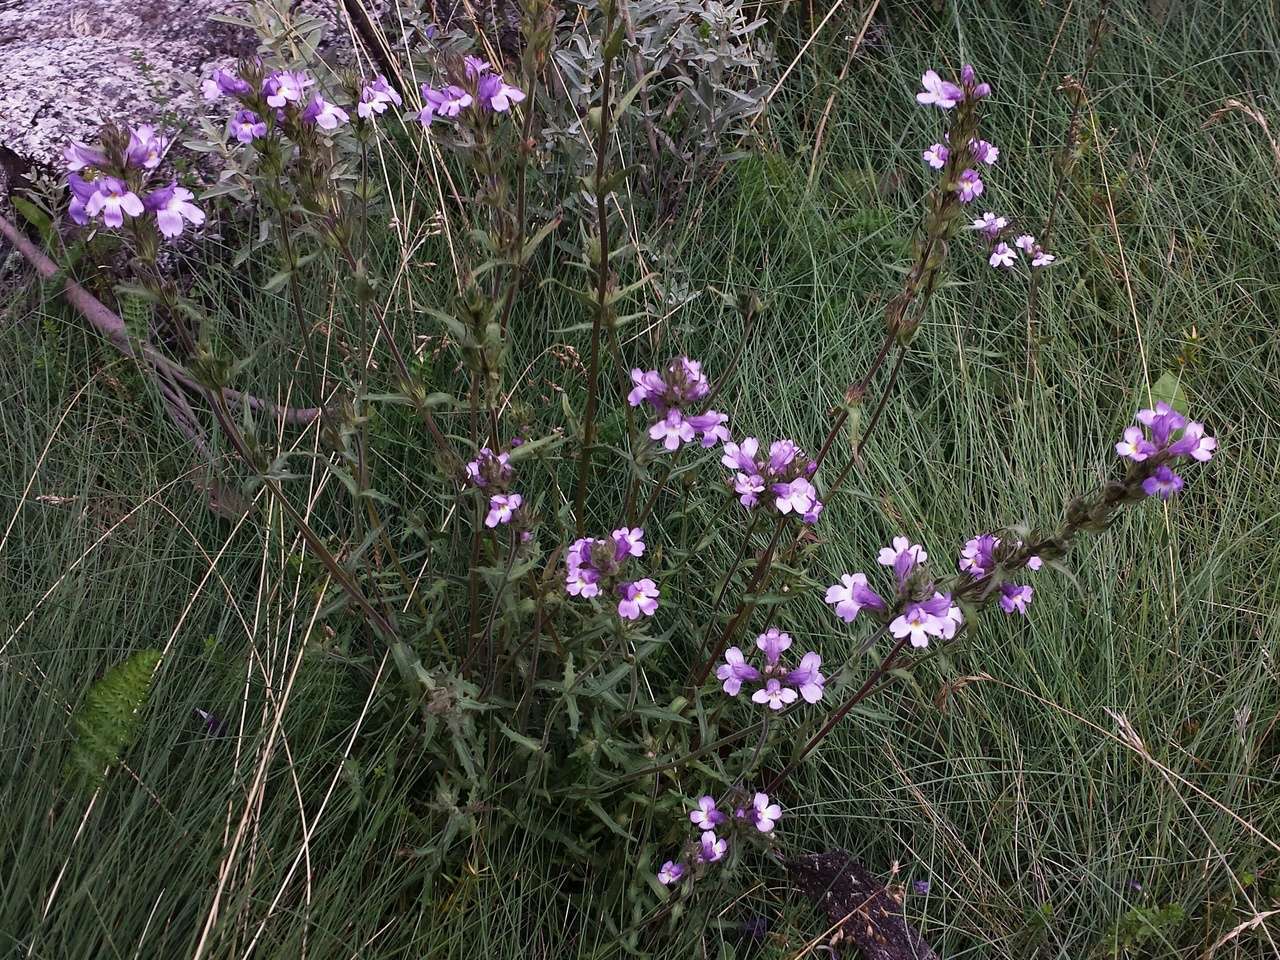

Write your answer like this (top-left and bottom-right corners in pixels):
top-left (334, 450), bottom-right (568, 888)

top-left (547, 0), bottom-right (772, 187)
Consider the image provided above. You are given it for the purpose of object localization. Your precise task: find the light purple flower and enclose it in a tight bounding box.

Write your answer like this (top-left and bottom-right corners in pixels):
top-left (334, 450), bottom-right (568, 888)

top-left (721, 437), bottom-right (760, 473)
top-left (484, 492), bottom-right (522, 528)
top-left (1115, 425), bottom-right (1156, 462)
top-left (465, 447), bottom-right (514, 487)
top-left (697, 830), bottom-right (728, 863)
top-left (998, 582), bottom-right (1033, 615)
top-left (751, 792), bottom-right (782, 832)
top-left (890, 603), bottom-right (941, 648)
top-left (658, 860), bottom-right (684, 885)
top-left (802, 499), bottom-right (825, 525)
top-left (687, 411), bottom-right (730, 448)
top-left (357, 75), bottom-right (403, 119)
top-left (690, 796), bottom-right (727, 830)
top-left (787, 652), bottom-right (825, 703)
top-left (302, 95), bottom-right (350, 131)
top-left (733, 471), bottom-right (766, 508)
top-left (85, 177), bottom-right (143, 228)
top-left (716, 646), bottom-right (761, 696)
top-left (228, 109), bottom-right (268, 144)
top-left (878, 536), bottom-right (927, 569)
top-left (463, 55), bottom-right (491, 78)
top-left (989, 243), bottom-right (1017, 268)
top-left (1031, 250), bottom-right (1055, 267)
top-left (936, 593), bottom-right (964, 639)
top-left (922, 143), bottom-right (949, 169)
top-left (144, 183), bottom-right (205, 239)
top-left (617, 578), bottom-right (659, 620)
top-left (916, 70), bottom-right (963, 109)
top-left (63, 140), bottom-right (107, 173)
top-left (1027, 555), bottom-right (1043, 571)
top-left (755, 627), bottom-right (792, 665)
top-left (767, 439), bottom-right (799, 474)
top-left (202, 67), bottom-right (252, 101)
top-left (958, 534), bottom-right (1000, 577)
top-left (476, 73), bottom-right (526, 112)
top-left (264, 70), bottom-right (313, 108)
top-left (825, 572), bottom-right (887, 622)
top-left (67, 174), bottom-right (98, 225)
top-left (611, 526), bottom-right (646, 558)
top-left (1142, 465), bottom-right (1184, 500)
top-left (125, 125), bottom-right (168, 169)
top-left (752, 678), bottom-right (798, 711)
top-left (972, 139), bottom-right (999, 165)
top-left (649, 409), bottom-right (696, 451)
top-left (956, 168), bottom-right (984, 203)
top-left (1136, 401), bottom-right (1187, 447)
top-left (1167, 421), bottom-right (1216, 462)
top-left (971, 212), bottom-right (1007, 239)
top-left (628, 368), bottom-right (666, 406)
top-left (419, 83), bottom-right (473, 123)
top-left (772, 477), bottom-right (817, 515)
top-left (1014, 234), bottom-right (1037, 253)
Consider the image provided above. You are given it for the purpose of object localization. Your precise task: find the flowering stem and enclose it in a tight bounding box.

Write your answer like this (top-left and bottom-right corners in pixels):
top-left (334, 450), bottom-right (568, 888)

top-left (571, 0), bottom-right (619, 536)
top-left (824, 344), bottom-right (908, 497)
top-left (270, 186), bottom-right (324, 397)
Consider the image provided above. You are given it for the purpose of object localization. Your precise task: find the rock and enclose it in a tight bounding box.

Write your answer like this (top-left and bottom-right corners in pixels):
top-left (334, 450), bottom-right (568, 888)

top-left (0, 0), bottom-right (361, 171)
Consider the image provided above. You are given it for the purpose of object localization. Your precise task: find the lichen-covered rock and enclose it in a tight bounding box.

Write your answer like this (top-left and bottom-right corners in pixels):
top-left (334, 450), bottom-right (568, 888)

top-left (0, 0), bottom-right (357, 170)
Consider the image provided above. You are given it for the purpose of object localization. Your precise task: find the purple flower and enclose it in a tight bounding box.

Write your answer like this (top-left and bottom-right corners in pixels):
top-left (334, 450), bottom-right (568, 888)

top-left (67, 174), bottom-right (98, 225)
top-left (751, 792), bottom-right (782, 832)
top-left (228, 109), bottom-right (267, 144)
top-left (956, 168), bottom-right (984, 203)
top-left (988, 243), bottom-right (1017, 268)
top-left (657, 860), bottom-right (685, 885)
top-left (802, 499), bottom-right (825, 525)
top-left (1014, 234), bottom-right (1037, 253)
top-left (687, 410), bottom-right (730, 448)
top-left (716, 646), bottom-right (761, 696)
top-left (755, 627), bottom-right (792, 665)
top-left (1167, 421), bottom-right (1217, 462)
top-left (463, 55), bottom-right (491, 79)
top-left (922, 143), bottom-right (949, 169)
top-left (611, 526), bottom-right (646, 558)
top-left (732, 472), bottom-right (766, 508)
top-left (264, 70), bottom-right (313, 108)
top-left (1027, 555), bottom-right (1043, 571)
top-left (617, 578), bottom-right (659, 620)
top-left (772, 477), bottom-right (817, 515)
top-left (63, 139), bottom-right (107, 173)
top-left (144, 183), bottom-right (205, 239)
top-left (465, 447), bottom-right (514, 488)
top-left (357, 75), bottom-right (403, 119)
top-left (1031, 250), bottom-right (1055, 267)
top-left (1142, 465), bottom-right (1184, 500)
top-left (1115, 425), bottom-right (1156, 462)
top-left (916, 70), bottom-right (963, 109)
top-left (302, 95), bottom-right (350, 131)
top-left (752, 678), bottom-right (798, 710)
top-left (690, 796), bottom-right (727, 830)
top-left (913, 879), bottom-right (931, 895)
top-left (998, 582), bottom-right (1033, 615)
top-left (649, 409), bottom-right (696, 451)
top-left (972, 139), bottom-right (999, 165)
top-left (85, 177), bottom-right (143, 228)
top-left (971, 212), bottom-right (1007, 239)
top-left (125, 125), bottom-right (168, 170)
top-left (697, 830), bottom-right (728, 863)
top-left (202, 67), bottom-right (252, 101)
top-left (786, 652), bottom-right (825, 703)
top-left (767, 439), bottom-right (799, 474)
top-left (825, 573), bottom-right (887, 622)
top-left (484, 492), bottom-right (522, 528)
top-left (958, 534), bottom-right (1000, 577)
top-left (721, 437), bottom-right (759, 473)
top-left (890, 602), bottom-right (942, 648)
top-left (1137, 401), bottom-right (1188, 446)
top-left (419, 84), bottom-right (473, 123)
top-left (628, 368), bottom-right (666, 406)
top-left (878, 536), bottom-right (927, 572)
top-left (476, 73), bottom-right (527, 112)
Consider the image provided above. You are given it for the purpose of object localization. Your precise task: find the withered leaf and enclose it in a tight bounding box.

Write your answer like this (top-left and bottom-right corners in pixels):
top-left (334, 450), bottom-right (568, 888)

top-left (786, 850), bottom-right (939, 960)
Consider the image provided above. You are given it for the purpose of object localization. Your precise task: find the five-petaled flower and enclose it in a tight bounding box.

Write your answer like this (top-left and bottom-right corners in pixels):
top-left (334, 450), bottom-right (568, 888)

top-left (956, 168), bottom-right (984, 203)
top-left (751, 792), bottom-right (782, 832)
top-left (690, 796), bottom-right (727, 830)
top-left (998, 582), bottom-right (1034, 615)
top-left (989, 243), bottom-right (1017, 268)
top-left (357, 75), bottom-right (403, 119)
top-left (697, 831), bottom-right (728, 863)
top-left (484, 492), bottom-right (522, 528)
top-left (971, 212), bottom-right (1007, 239)
top-left (145, 183), bottom-right (206, 239)
top-left (85, 178), bottom-right (144, 228)
top-left (824, 572), bottom-right (888, 623)
top-left (916, 70), bottom-right (963, 109)
top-left (617, 578), bottom-right (659, 620)
top-left (752, 678), bottom-right (798, 710)
top-left (922, 143), bottom-right (949, 169)
top-left (419, 84), bottom-right (473, 124)
top-left (657, 860), bottom-right (684, 886)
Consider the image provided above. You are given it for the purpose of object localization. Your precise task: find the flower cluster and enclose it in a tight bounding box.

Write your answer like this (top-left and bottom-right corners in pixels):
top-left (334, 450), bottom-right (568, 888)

top-left (825, 536), bottom-right (963, 648)
top-left (464, 443), bottom-right (525, 529)
top-left (63, 126), bottom-right (204, 239)
top-left (1115, 401), bottom-right (1216, 499)
top-left (628, 357), bottom-right (730, 452)
top-left (916, 65), bottom-right (992, 204)
top-left (978, 225), bottom-right (1055, 270)
top-left (956, 534), bottom-right (1041, 615)
top-left (419, 56), bottom-right (525, 126)
top-left (657, 791), bottom-right (783, 887)
top-left (564, 527), bottom-right (659, 620)
top-left (203, 61), bottom-right (356, 142)
top-left (716, 628), bottom-right (825, 708)
top-left (721, 438), bottom-right (823, 523)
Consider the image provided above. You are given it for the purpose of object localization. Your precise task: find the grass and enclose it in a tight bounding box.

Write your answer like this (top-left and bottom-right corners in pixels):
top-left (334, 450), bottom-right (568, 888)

top-left (4, 0), bottom-right (1280, 956)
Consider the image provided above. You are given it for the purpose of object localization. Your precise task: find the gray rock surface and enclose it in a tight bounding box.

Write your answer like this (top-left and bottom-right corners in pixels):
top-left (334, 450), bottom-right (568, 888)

top-left (0, 0), bottom-right (358, 169)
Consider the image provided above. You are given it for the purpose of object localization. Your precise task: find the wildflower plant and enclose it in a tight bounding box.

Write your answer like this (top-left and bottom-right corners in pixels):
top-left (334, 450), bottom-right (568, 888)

top-left (27, 7), bottom-right (1221, 943)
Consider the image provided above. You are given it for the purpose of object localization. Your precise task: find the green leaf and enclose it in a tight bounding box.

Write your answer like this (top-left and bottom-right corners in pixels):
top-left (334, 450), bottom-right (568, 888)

top-left (1148, 370), bottom-right (1188, 416)
top-left (65, 649), bottom-right (161, 791)
top-left (12, 196), bottom-right (54, 247)
top-left (497, 720), bottom-right (543, 753)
